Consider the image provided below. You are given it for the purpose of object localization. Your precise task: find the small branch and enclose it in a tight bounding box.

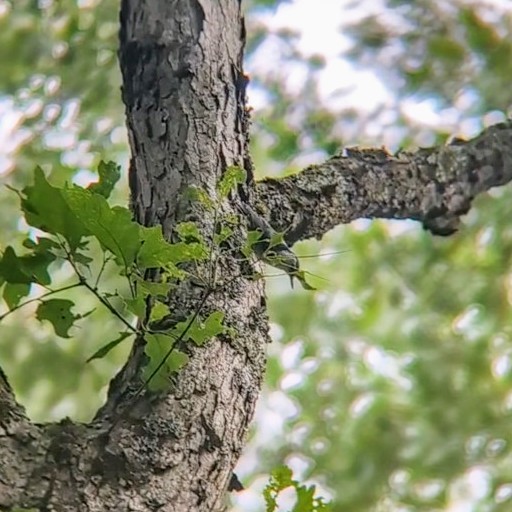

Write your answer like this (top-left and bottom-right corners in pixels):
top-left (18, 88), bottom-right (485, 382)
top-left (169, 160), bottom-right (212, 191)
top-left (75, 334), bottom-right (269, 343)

top-left (61, 243), bottom-right (138, 335)
top-left (126, 269), bottom-right (136, 299)
top-left (208, 206), bottom-right (220, 288)
top-left (0, 282), bottom-right (82, 322)
top-left (94, 252), bottom-right (110, 289)
top-left (80, 278), bottom-right (138, 334)
top-left (136, 289), bottom-right (211, 394)
top-left (255, 120), bottom-right (512, 244)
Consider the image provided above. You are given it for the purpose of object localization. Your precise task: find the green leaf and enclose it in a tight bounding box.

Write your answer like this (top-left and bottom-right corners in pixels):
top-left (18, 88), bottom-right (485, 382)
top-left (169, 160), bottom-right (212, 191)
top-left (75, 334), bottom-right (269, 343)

top-left (62, 188), bottom-right (140, 267)
top-left (176, 311), bottom-right (226, 346)
top-left (86, 331), bottom-right (132, 362)
top-left (172, 241), bottom-right (209, 263)
top-left (87, 161), bottom-right (121, 199)
top-left (263, 466), bottom-right (330, 512)
top-left (270, 232), bottom-right (288, 250)
top-left (295, 485), bottom-right (330, 512)
top-left (294, 270), bottom-right (317, 291)
top-left (149, 301), bottom-right (169, 323)
top-left (36, 298), bottom-right (78, 338)
top-left (175, 221), bottom-right (204, 243)
top-left (21, 252), bottom-right (56, 286)
top-left (223, 213), bottom-right (240, 225)
top-left (242, 230), bottom-right (264, 258)
top-left (72, 251), bottom-right (94, 266)
top-left (263, 465), bottom-right (293, 512)
top-left (124, 296), bottom-right (146, 320)
top-left (185, 185), bottom-right (215, 211)
top-left (143, 333), bottom-right (189, 391)
top-left (293, 486), bottom-right (316, 512)
top-left (214, 224), bottom-right (234, 245)
top-left (22, 237), bottom-right (59, 254)
top-left (20, 167), bottom-right (88, 250)
top-left (133, 277), bottom-right (173, 299)
top-left (218, 166), bottom-right (246, 198)
top-left (138, 225), bottom-right (207, 270)
top-left (0, 247), bottom-right (33, 284)
top-left (270, 465), bottom-right (294, 489)
top-left (3, 283), bottom-right (31, 309)
top-left (137, 226), bottom-right (175, 268)
top-left (0, 246), bottom-right (56, 286)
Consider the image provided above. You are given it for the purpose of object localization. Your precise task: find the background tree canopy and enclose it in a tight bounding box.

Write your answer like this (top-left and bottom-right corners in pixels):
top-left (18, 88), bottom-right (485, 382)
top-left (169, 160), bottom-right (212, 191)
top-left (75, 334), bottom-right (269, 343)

top-left (1, 0), bottom-right (511, 510)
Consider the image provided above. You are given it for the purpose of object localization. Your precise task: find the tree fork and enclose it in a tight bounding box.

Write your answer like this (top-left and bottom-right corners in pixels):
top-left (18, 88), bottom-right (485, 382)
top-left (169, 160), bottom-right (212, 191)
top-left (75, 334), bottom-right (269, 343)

top-left (1, 1), bottom-right (268, 511)
top-left (1, 1), bottom-right (512, 511)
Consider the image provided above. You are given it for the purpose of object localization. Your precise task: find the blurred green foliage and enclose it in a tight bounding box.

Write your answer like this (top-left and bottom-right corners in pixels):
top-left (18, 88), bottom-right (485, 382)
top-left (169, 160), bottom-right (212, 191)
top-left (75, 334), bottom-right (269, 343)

top-left (1, 0), bottom-right (512, 511)
top-left (0, 0), bottom-right (126, 422)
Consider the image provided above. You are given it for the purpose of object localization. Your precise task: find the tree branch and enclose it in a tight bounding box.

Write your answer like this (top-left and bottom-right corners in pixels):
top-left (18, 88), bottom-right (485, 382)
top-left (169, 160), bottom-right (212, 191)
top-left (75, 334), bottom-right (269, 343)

top-left (256, 121), bottom-right (512, 244)
top-left (4, 0), bottom-right (509, 509)
top-left (1, 1), bottom-right (263, 510)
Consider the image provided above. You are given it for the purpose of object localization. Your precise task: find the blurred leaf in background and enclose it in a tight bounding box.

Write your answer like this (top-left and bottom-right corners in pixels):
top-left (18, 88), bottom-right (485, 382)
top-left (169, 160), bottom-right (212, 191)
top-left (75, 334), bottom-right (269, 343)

top-left (1, 0), bottom-right (512, 511)
top-left (0, 0), bottom-right (127, 422)
top-left (236, 1), bottom-right (512, 511)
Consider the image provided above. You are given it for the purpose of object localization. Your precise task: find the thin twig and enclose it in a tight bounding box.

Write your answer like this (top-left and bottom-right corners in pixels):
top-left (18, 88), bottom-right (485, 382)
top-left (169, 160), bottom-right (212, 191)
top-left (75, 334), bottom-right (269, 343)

top-left (61, 242), bottom-right (138, 335)
top-left (208, 205), bottom-right (220, 289)
top-left (294, 250), bottom-right (351, 259)
top-left (0, 282), bottom-right (82, 321)
top-left (136, 289), bottom-right (211, 394)
top-left (94, 252), bottom-right (110, 289)
top-left (80, 278), bottom-right (138, 334)
top-left (108, 289), bottom-right (212, 432)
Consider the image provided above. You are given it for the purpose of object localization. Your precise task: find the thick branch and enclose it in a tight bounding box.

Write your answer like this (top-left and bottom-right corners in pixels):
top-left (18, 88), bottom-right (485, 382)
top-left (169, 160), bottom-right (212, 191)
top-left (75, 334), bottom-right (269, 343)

top-left (256, 121), bottom-right (512, 243)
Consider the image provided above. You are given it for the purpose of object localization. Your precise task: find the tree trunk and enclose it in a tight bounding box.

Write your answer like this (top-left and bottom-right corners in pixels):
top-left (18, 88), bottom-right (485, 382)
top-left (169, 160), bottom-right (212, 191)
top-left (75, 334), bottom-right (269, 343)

top-left (1, 1), bottom-right (512, 511)
top-left (1, 1), bottom-right (268, 511)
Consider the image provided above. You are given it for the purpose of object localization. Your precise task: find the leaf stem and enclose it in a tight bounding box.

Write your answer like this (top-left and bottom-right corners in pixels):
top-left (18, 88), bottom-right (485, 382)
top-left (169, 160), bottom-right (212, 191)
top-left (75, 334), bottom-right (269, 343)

top-left (206, 200), bottom-right (222, 289)
top-left (79, 276), bottom-right (138, 334)
top-left (94, 251), bottom-right (110, 289)
top-left (136, 289), bottom-right (211, 395)
top-left (108, 289), bottom-right (212, 432)
top-left (0, 282), bottom-right (82, 321)
top-left (61, 242), bottom-right (138, 334)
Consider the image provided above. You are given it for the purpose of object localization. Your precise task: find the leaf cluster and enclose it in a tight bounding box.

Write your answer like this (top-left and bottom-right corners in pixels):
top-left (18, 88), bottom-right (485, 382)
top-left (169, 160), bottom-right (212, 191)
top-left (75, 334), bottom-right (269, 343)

top-left (0, 162), bottom-right (232, 391)
top-left (0, 162), bottom-right (314, 395)
top-left (263, 465), bottom-right (330, 512)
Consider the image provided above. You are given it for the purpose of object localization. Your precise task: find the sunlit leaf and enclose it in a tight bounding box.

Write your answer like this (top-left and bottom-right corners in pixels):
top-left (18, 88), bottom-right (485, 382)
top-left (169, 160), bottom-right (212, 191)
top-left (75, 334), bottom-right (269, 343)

top-left (19, 168), bottom-right (88, 250)
top-left (217, 166), bottom-right (246, 198)
top-left (174, 311), bottom-right (226, 346)
top-left (62, 188), bottom-right (140, 268)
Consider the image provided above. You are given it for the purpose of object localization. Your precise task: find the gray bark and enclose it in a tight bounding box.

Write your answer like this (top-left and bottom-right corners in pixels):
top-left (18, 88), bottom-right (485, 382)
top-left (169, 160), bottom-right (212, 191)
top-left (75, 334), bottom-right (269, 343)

top-left (1, 0), bottom-right (511, 511)
top-left (256, 123), bottom-right (512, 243)
top-left (2, 1), bottom-right (267, 511)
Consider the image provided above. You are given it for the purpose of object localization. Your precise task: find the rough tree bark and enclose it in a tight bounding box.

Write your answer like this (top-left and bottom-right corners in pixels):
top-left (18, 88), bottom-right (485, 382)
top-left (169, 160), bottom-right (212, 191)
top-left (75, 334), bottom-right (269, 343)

top-left (1, 0), bottom-right (511, 511)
